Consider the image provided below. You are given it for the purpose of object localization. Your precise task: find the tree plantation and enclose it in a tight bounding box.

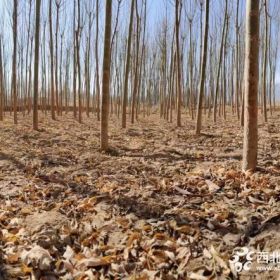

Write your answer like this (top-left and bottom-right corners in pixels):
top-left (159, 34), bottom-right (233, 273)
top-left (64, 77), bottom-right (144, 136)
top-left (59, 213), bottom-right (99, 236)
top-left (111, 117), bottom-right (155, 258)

top-left (0, 0), bottom-right (280, 279)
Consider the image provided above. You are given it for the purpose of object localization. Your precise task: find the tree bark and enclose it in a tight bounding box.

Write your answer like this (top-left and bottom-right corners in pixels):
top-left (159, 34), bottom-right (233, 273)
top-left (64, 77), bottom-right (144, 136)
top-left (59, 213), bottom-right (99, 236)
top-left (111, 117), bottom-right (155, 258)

top-left (131, 0), bottom-right (141, 124)
top-left (33, 0), bottom-right (41, 130)
top-left (12, 0), bottom-right (18, 124)
top-left (49, 0), bottom-right (55, 120)
top-left (0, 37), bottom-right (4, 121)
top-left (122, 0), bottom-right (135, 128)
top-left (213, 0), bottom-right (227, 123)
top-left (235, 0), bottom-right (240, 119)
top-left (100, 0), bottom-right (112, 151)
top-left (195, 0), bottom-right (209, 135)
top-left (175, 0), bottom-right (182, 127)
top-left (95, 0), bottom-right (100, 121)
top-left (242, 0), bottom-right (260, 172)
top-left (76, 0), bottom-right (82, 123)
top-left (262, 0), bottom-right (268, 122)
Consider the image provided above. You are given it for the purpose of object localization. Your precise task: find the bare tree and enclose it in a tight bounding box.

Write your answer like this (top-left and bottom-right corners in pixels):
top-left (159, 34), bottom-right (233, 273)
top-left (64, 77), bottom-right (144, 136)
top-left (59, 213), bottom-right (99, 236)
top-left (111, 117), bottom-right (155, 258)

top-left (33, 0), bottom-right (41, 130)
top-left (195, 0), bottom-right (209, 135)
top-left (73, 0), bottom-right (77, 118)
top-left (49, 0), bottom-right (56, 120)
top-left (213, 0), bottom-right (228, 123)
top-left (0, 37), bottom-right (3, 121)
top-left (12, 0), bottom-right (18, 124)
top-left (175, 0), bottom-right (182, 127)
top-left (122, 0), bottom-right (135, 128)
top-left (76, 0), bottom-right (82, 123)
top-left (262, 0), bottom-right (268, 122)
top-left (100, 0), bottom-right (112, 151)
top-left (131, 1), bottom-right (141, 124)
top-left (25, 0), bottom-right (32, 115)
top-left (235, 0), bottom-right (240, 119)
top-left (242, 0), bottom-right (260, 171)
top-left (95, 0), bottom-right (100, 121)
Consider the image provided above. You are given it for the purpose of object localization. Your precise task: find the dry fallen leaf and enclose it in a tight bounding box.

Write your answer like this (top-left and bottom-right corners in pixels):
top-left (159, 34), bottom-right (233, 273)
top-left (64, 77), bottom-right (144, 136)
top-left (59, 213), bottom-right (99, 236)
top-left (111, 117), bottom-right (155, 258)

top-left (21, 245), bottom-right (53, 271)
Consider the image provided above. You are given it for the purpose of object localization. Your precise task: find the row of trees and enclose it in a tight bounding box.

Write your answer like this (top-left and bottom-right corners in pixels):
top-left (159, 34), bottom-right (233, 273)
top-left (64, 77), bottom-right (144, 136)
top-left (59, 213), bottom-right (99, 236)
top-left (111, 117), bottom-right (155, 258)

top-left (0, 0), bottom-right (275, 171)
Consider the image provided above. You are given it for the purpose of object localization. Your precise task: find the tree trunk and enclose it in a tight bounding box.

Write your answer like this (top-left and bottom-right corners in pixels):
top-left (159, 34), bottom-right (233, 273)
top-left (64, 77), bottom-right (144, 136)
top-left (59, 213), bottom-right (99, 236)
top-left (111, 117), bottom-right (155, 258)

top-left (175, 0), bottom-right (182, 127)
top-left (55, 1), bottom-right (61, 115)
top-left (49, 0), bottom-right (55, 120)
top-left (195, 0), bottom-right (209, 135)
top-left (76, 0), bottom-right (82, 123)
top-left (242, 0), bottom-right (260, 172)
top-left (213, 0), bottom-right (227, 123)
top-left (131, 1), bottom-right (141, 124)
top-left (235, 0), bottom-right (240, 119)
top-left (95, 0), bottom-right (100, 121)
top-left (122, 0), bottom-right (135, 128)
top-left (12, 0), bottom-right (18, 124)
top-left (262, 0), bottom-right (268, 122)
top-left (33, 0), bottom-right (41, 130)
top-left (100, 0), bottom-right (112, 151)
top-left (0, 37), bottom-right (3, 121)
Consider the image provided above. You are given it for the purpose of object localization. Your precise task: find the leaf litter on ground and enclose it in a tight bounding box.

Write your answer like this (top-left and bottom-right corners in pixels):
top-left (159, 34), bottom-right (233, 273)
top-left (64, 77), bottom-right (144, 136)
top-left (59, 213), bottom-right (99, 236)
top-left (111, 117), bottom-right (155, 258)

top-left (0, 113), bottom-right (280, 279)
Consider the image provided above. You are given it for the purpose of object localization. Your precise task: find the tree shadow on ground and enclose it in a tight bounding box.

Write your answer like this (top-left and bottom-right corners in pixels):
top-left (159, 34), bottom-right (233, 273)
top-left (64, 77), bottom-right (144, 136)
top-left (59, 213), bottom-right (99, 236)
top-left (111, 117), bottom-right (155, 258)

top-left (0, 152), bottom-right (26, 171)
top-left (110, 147), bottom-right (207, 162)
top-left (0, 251), bottom-right (7, 280)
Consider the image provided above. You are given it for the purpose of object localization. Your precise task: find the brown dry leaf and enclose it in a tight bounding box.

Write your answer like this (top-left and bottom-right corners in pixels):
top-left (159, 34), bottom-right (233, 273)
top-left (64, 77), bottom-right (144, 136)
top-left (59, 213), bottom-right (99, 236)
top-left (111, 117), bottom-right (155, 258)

top-left (176, 247), bottom-right (191, 260)
top-left (153, 233), bottom-right (168, 240)
top-left (209, 245), bottom-right (230, 275)
top-left (205, 180), bottom-right (220, 193)
top-left (63, 245), bottom-right (75, 260)
top-left (6, 252), bottom-right (20, 264)
top-left (76, 255), bottom-right (116, 269)
top-left (116, 217), bottom-right (130, 228)
top-left (3, 233), bottom-right (19, 243)
top-left (127, 232), bottom-right (141, 247)
top-left (21, 245), bottom-right (53, 271)
top-left (76, 197), bottom-right (98, 212)
top-left (21, 207), bottom-right (33, 215)
top-left (21, 263), bottom-right (33, 274)
top-left (150, 249), bottom-right (168, 264)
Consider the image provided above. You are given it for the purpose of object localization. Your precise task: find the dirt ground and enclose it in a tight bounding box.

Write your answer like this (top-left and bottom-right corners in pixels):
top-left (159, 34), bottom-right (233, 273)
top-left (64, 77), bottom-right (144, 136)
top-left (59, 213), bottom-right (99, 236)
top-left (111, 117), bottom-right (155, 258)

top-left (1, 111), bottom-right (280, 279)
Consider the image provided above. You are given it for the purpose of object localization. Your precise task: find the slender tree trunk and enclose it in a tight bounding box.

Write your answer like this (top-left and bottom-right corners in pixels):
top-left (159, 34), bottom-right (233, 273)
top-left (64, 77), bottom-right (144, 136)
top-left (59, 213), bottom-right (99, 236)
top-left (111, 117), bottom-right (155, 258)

top-left (55, 1), bottom-right (60, 115)
top-left (0, 37), bottom-right (3, 121)
top-left (131, 1), bottom-right (140, 124)
top-left (262, 0), bottom-right (268, 122)
top-left (95, 0), bottom-right (100, 121)
top-left (122, 0), bottom-right (135, 128)
top-left (223, 15), bottom-right (229, 120)
top-left (73, 1), bottom-right (77, 118)
top-left (33, 0), bottom-right (41, 130)
top-left (188, 20), bottom-right (194, 120)
top-left (49, 0), bottom-right (55, 120)
top-left (100, 0), bottom-right (112, 151)
top-left (59, 34), bottom-right (63, 114)
top-left (27, 37), bottom-right (34, 114)
top-left (242, 0), bottom-right (260, 171)
top-left (195, 0), bottom-right (209, 135)
top-left (235, 0), bottom-right (240, 119)
top-left (76, 0), bottom-right (82, 123)
top-left (12, 0), bottom-right (18, 124)
top-left (213, 0), bottom-right (227, 123)
top-left (175, 0), bottom-right (182, 127)
top-left (268, 16), bottom-right (272, 116)
top-left (25, 0), bottom-right (32, 115)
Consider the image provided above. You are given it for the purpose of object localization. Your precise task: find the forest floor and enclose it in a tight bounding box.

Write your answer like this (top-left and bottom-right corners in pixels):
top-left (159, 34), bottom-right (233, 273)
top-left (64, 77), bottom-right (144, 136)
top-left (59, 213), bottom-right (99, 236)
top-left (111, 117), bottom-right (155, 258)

top-left (1, 111), bottom-right (280, 280)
